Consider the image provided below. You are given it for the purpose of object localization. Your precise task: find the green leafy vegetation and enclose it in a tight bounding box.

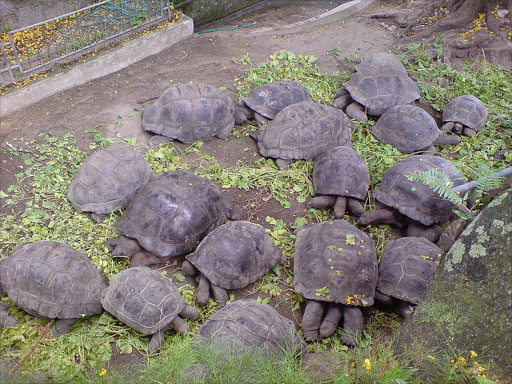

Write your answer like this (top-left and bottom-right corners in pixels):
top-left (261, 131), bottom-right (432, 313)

top-left (0, 45), bottom-right (510, 383)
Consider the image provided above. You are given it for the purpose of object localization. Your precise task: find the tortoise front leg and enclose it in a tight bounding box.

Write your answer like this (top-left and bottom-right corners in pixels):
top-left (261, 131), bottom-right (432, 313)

top-left (211, 284), bottom-right (229, 308)
top-left (0, 302), bottom-right (17, 328)
top-left (196, 274), bottom-right (211, 307)
top-left (341, 306), bottom-right (363, 346)
top-left (302, 300), bottom-right (325, 341)
top-left (50, 318), bottom-right (78, 337)
top-left (319, 303), bottom-right (343, 338)
top-left (333, 196), bottom-right (347, 219)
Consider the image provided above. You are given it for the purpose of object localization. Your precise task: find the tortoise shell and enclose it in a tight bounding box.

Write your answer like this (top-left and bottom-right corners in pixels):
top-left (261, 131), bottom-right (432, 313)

top-left (255, 101), bottom-right (354, 160)
top-left (344, 64), bottom-right (420, 116)
top-left (242, 80), bottom-right (312, 119)
top-left (194, 299), bottom-right (305, 356)
top-left (117, 170), bottom-right (232, 258)
top-left (377, 237), bottom-right (443, 304)
top-left (372, 105), bottom-right (441, 153)
top-left (101, 267), bottom-right (185, 334)
top-left (0, 241), bottom-right (108, 319)
top-left (354, 52), bottom-right (407, 74)
top-left (68, 143), bottom-right (153, 216)
top-left (186, 221), bottom-right (285, 290)
top-left (293, 220), bottom-right (377, 306)
top-left (142, 83), bottom-right (235, 143)
top-left (374, 155), bottom-right (467, 226)
top-left (442, 95), bottom-right (488, 132)
top-left (312, 146), bottom-right (369, 200)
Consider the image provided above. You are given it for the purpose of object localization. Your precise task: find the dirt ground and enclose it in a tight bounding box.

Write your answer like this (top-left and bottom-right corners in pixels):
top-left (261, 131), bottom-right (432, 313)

top-left (0, 0), bottom-right (400, 380)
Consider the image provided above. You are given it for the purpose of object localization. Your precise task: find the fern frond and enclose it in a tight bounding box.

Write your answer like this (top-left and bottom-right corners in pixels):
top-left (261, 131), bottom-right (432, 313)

top-left (406, 169), bottom-right (465, 207)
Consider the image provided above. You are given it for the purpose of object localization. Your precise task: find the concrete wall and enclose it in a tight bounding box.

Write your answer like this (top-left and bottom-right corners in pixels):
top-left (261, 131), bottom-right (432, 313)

top-left (0, 15), bottom-right (193, 118)
top-left (178, 0), bottom-right (262, 27)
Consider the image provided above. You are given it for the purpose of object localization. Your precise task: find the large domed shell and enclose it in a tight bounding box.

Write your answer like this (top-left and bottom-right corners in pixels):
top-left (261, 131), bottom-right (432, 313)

top-left (100, 267), bottom-right (185, 335)
top-left (344, 66), bottom-right (420, 116)
top-left (293, 220), bottom-right (377, 306)
top-left (242, 81), bottom-right (312, 119)
top-left (142, 83), bottom-right (235, 143)
top-left (442, 95), bottom-right (488, 131)
top-left (372, 105), bottom-right (442, 154)
top-left (194, 299), bottom-right (305, 357)
top-left (0, 241), bottom-right (108, 319)
top-left (313, 146), bottom-right (369, 200)
top-left (256, 101), bottom-right (354, 160)
top-left (354, 52), bottom-right (407, 75)
top-left (68, 144), bottom-right (153, 216)
top-left (377, 237), bottom-right (443, 304)
top-left (186, 221), bottom-right (285, 290)
top-left (117, 170), bottom-right (231, 258)
top-left (374, 155), bottom-right (467, 226)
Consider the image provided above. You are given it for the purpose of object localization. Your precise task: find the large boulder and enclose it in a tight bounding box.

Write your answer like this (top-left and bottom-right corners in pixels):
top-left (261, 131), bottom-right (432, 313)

top-left (393, 190), bottom-right (512, 382)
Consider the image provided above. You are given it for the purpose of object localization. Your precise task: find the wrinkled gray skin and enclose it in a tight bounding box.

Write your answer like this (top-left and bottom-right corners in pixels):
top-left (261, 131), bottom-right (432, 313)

top-left (359, 155), bottom-right (467, 243)
top-left (334, 52), bottom-right (421, 122)
top-left (182, 221), bottom-right (285, 308)
top-left (441, 95), bottom-right (488, 137)
top-left (253, 101), bottom-right (354, 169)
top-left (0, 241), bottom-right (109, 336)
top-left (68, 143), bottom-right (154, 222)
top-left (0, 280), bottom-right (18, 328)
top-left (294, 220), bottom-right (377, 346)
top-left (235, 80), bottom-right (312, 124)
top-left (194, 299), bottom-right (305, 357)
top-left (372, 105), bottom-right (461, 154)
top-left (307, 146), bottom-right (369, 218)
top-left (142, 83), bottom-right (235, 145)
top-left (107, 170), bottom-right (239, 267)
top-left (375, 237), bottom-right (443, 318)
top-left (101, 267), bottom-right (199, 353)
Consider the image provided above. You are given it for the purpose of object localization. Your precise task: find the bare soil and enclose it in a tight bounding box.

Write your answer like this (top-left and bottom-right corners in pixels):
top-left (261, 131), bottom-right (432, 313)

top-left (0, 0), bottom-right (400, 379)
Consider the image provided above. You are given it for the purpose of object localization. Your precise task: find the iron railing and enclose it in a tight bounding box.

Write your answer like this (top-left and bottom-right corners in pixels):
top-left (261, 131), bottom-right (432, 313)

top-left (0, 0), bottom-right (175, 87)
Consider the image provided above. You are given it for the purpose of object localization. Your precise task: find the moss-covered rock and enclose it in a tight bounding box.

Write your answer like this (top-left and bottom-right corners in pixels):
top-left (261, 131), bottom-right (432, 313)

top-left (394, 190), bottom-right (512, 383)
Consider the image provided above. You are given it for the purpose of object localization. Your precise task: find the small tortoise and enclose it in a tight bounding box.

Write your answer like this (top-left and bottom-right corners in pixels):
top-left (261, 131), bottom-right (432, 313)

top-left (375, 237), bottom-right (443, 318)
top-left (107, 170), bottom-right (238, 267)
top-left (334, 52), bottom-right (420, 122)
top-left (307, 146), bottom-right (369, 218)
top-left (235, 80), bottom-right (312, 124)
top-left (182, 221), bottom-right (285, 307)
top-left (101, 267), bottom-right (200, 353)
top-left (359, 155), bottom-right (467, 242)
top-left (441, 95), bottom-right (488, 137)
top-left (194, 299), bottom-right (305, 357)
top-left (253, 101), bottom-right (354, 169)
top-left (68, 143), bottom-right (154, 222)
top-left (142, 83), bottom-right (235, 144)
top-left (372, 105), bottom-right (461, 154)
top-left (294, 220), bottom-right (377, 345)
top-left (0, 241), bottom-right (109, 336)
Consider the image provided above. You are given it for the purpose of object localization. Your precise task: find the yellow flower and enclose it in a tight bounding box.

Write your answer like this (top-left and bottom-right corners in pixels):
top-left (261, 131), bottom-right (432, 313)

top-left (99, 369), bottom-right (107, 376)
top-left (363, 359), bottom-right (372, 371)
top-left (470, 351), bottom-right (478, 358)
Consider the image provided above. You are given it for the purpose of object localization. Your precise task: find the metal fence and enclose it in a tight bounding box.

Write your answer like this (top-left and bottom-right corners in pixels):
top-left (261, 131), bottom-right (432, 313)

top-left (0, 0), bottom-right (175, 87)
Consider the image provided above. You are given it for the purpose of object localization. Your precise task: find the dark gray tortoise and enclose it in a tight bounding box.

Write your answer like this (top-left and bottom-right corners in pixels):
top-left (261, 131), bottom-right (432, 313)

top-left (182, 221), bottom-right (285, 307)
top-left (334, 52), bottom-right (420, 122)
top-left (108, 170), bottom-right (238, 267)
top-left (235, 80), bottom-right (312, 124)
top-left (142, 83), bottom-right (235, 144)
top-left (0, 278), bottom-right (17, 328)
top-left (375, 237), bottom-right (443, 318)
top-left (441, 95), bottom-right (488, 137)
top-left (359, 155), bottom-right (467, 242)
top-left (307, 146), bottom-right (369, 218)
top-left (372, 105), bottom-right (461, 154)
top-left (253, 101), bottom-right (354, 169)
top-left (68, 143), bottom-right (154, 222)
top-left (294, 220), bottom-right (377, 345)
top-left (101, 267), bottom-right (199, 353)
top-left (0, 241), bottom-right (108, 336)
top-left (194, 299), bottom-right (305, 357)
